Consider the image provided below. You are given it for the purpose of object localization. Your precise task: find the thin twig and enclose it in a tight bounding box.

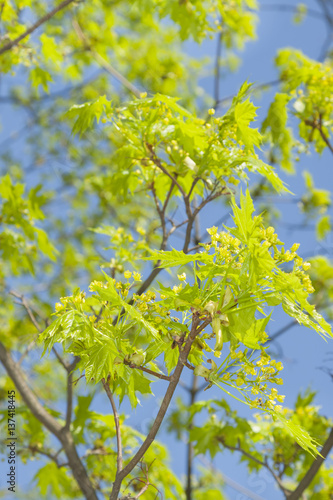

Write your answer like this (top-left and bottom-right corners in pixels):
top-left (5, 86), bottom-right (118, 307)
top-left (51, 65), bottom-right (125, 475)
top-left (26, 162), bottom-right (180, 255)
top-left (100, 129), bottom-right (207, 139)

top-left (198, 454), bottom-right (266, 500)
top-left (17, 339), bottom-right (37, 366)
top-left (220, 439), bottom-right (290, 496)
top-left (52, 346), bottom-right (68, 370)
top-left (305, 117), bottom-right (333, 155)
top-left (183, 360), bottom-right (195, 371)
top-left (0, 342), bottom-right (98, 499)
top-left (9, 290), bottom-right (42, 332)
top-left (102, 377), bottom-right (123, 473)
top-left (151, 181), bottom-right (167, 248)
top-left (166, 218), bottom-right (189, 238)
top-left (316, 0), bottom-right (333, 60)
top-left (28, 445), bottom-right (66, 467)
top-left (51, 349), bottom-right (79, 430)
top-left (187, 177), bottom-right (201, 201)
top-left (187, 245), bottom-right (201, 253)
top-left (146, 143), bottom-right (186, 198)
top-left (84, 448), bottom-right (113, 457)
top-left (162, 180), bottom-right (176, 213)
top-left (28, 445), bottom-right (61, 465)
top-left (126, 363), bottom-right (170, 382)
top-left (214, 30), bottom-right (223, 107)
top-left (0, 0), bottom-right (77, 56)
top-left (317, 0), bottom-right (333, 26)
top-left (72, 19), bottom-right (142, 98)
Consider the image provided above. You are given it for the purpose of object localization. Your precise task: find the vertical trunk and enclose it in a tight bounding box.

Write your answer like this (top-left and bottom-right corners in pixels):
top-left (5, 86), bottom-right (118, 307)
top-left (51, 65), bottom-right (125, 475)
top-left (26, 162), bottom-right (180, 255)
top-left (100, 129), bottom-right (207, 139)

top-left (185, 373), bottom-right (198, 500)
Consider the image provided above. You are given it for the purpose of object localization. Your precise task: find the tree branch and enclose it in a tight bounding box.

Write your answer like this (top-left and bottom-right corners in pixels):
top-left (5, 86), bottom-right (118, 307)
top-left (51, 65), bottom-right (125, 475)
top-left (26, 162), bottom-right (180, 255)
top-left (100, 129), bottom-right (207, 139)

top-left (8, 291), bottom-right (77, 432)
top-left (146, 143), bottom-right (187, 199)
top-left (0, 0), bottom-right (77, 56)
top-left (52, 346), bottom-right (69, 370)
top-left (316, 0), bottom-right (333, 60)
top-left (102, 377), bottom-right (123, 473)
top-left (109, 313), bottom-right (207, 499)
top-left (305, 116), bottom-right (333, 155)
top-left (28, 445), bottom-right (62, 466)
top-left (288, 427), bottom-right (333, 500)
top-left (18, 339), bottom-right (38, 366)
top-left (317, 0), bottom-right (333, 26)
top-left (0, 342), bottom-right (98, 500)
top-left (0, 342), bottom-right (62, 435)
top-left (181, 186), bottom-right (230, 253)
top-left (184, 360), bottom-right (195, 371)
top-left (185, 373), bottom-right (199, 500)
top-left (316, 117), bottom-right (333, 154)
top-left (220, 438), bottom-right (290, 496)
top-left (65, 369), bottom-right (74, 431)
top-left (51, 348), bottom-right (79, 431)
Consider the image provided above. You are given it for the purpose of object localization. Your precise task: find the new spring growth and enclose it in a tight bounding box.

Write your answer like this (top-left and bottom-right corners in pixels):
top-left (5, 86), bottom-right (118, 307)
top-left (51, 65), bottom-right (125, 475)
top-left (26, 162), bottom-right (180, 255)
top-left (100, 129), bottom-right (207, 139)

top-left (125, 349), bottom-right (146, 367)
top-left (204, 286), bottom-right (233, 357)
top-left (193, 358), bottom-right (219, 391)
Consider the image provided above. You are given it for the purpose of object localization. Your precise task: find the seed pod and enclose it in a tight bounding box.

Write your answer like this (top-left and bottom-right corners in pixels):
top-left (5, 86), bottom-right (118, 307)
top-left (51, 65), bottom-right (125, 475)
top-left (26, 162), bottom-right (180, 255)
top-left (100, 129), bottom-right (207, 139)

top-left (184, 156), bottom-right (198, 173)
top-left (193, 364), bottom-right (210, 378)
top-left (194, 337), bottom-right (206, 350)
top-left (212, 317), bottom-right (223, 357)
top-left (219, 313), bottom-right (229, 326)
top-left (129, 352), bottom-right (145, 366)
top-left (205, 300), bottom-right (218, 316)
top-left (222, 286), bottom-right (233, 308)
top-left (207, 358), bottom-right (218, 372)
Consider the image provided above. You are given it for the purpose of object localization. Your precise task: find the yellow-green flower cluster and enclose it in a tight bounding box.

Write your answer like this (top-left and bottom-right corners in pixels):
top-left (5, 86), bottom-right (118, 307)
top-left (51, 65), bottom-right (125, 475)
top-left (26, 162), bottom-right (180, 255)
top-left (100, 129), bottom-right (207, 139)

top-left (132, 290), bottom-right (157, 312)
top-left (177, 272), bottom-right (187, 281)
top-left (89, 273), bottom-right (142, 301)
top-left (261, 231), bottom-right (315, 293)
top-left (259, 226), bottom-right (281, 247)
top-left (55, 291), bottom-right (86, 315)
top-left (206, 227), bottom-right (241, 257)
top-left (132, 291), bottom-right (172, 329)
top-left (224, 349), bottom-right (285, 411)
top-left (89, 280), bottom-right (108, 291)
top-left (172, 284), bottom-right (183, 294)
top-left (122, 270), bottom-right (142, 282)
top-left (296, 268), bottom-right (315, 294)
